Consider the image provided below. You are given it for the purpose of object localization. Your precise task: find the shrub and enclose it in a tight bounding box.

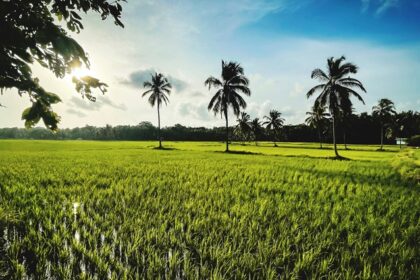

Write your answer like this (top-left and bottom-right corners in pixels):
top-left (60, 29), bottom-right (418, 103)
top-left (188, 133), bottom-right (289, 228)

top-left (407, 135), bottom-right (420, 147)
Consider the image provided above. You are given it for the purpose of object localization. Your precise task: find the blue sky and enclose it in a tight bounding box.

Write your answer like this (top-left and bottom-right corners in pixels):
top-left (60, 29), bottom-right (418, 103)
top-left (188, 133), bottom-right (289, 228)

top-left (1, 0), bottom-right (419, 128)
top-left (251, 0), bottom-right (420, 44)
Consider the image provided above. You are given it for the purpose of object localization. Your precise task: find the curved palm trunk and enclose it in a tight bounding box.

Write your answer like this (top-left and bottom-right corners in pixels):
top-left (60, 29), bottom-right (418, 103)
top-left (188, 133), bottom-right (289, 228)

top-left (224, 110), bottom-right (229, 152)
top-left (157, 102), bottom-right (162, 149)
top-left (332, 115), bottom-right (339, 157)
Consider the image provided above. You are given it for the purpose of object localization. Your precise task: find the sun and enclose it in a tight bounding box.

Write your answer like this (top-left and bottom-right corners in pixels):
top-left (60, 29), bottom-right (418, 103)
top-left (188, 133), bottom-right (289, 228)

top-left (71, 67), bottom-right (95, 79)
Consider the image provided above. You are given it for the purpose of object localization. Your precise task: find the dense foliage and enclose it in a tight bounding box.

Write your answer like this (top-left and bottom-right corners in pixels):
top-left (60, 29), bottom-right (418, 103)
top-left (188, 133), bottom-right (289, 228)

top-left (0, 141), bottom-right (418, 278)
top-left (407, 135), bottom-right (420, 147)
top-left (0, 111), bottom-right (418, 144)
top-left (0, 0), bottom-right (124, 129)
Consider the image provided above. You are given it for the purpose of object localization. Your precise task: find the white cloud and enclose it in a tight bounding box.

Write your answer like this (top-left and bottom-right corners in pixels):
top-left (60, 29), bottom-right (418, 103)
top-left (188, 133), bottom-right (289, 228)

top-left (361, 0), bottom-right (371, 12)
top-left (68, 96), bottom-right (127, 112)
top-left (376, 0), bottom-right (399, 15)
top-left (126, 0), bottom-right (301, 36)
top-left (288, 83), bottom-right (305, 97)
top-left (120, 69), bottom-right (188, 93)
top-left (66, 108), bottom-right (87, 118)
top-left (176, 102), bottom-right (212, 122)
top-left (361, 0), bottom-right (400, 15)
top-left (247, 100), bottom-right (273, 119)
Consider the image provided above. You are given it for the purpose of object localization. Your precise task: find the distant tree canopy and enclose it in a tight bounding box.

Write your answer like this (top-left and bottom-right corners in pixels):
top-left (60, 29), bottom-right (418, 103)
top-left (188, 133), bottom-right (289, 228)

top-left (1, 111), bottom-right (419, 144)
top-left (0, 0), bottom-right (125, 130)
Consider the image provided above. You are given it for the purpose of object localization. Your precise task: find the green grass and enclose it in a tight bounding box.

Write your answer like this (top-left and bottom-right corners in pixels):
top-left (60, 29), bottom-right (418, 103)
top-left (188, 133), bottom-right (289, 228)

top-left (0, 140), bottom-right (418, 279)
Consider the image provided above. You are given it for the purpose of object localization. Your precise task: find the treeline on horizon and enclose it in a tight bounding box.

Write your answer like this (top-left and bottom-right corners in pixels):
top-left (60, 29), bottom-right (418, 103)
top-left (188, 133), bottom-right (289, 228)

top-left (1, 110), bottom-right (419, 144)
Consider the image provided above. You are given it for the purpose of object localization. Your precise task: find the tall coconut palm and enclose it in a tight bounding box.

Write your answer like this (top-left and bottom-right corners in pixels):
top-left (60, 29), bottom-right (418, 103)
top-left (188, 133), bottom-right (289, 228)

top-left (306, 56), bottom-right (366, 158)
top-left (141, 73), bottom-right (172, 149)
top-left (250, 118), bottom-right (263, 146)
top-left (205, 60), bottom-right (251, 152)
top-left (305, 104), bottom-right (330, 148)
top-left (263, 110), bottom-right (285, 147)
top-left (372, 98), bottom-right (396, 150)
top-left (235, 112), bottom-right (252, 143)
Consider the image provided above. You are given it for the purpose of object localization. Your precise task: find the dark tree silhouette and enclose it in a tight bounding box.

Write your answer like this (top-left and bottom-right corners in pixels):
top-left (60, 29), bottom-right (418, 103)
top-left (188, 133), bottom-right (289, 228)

top-left (142, 73), bottom-right (172, 149)
top-left (337, 96), bottom-right (354, 150)
top-left (305, 104), bottom-right (330, 148)
top-left (306, 56), bottom-right (366, 158)
top-left (372, 98), bottom-right (396, 150)
top-left (250, 118), bottom-right (263, 146)
top-left (1, 110), bottom-right (419, 142)
top-left (263, 110), bottom-right (285, 147)
top-left (205, 60), bottom-right (251, 152)
top-left (235, 112), bottom-right (252, 143)
top-left (0, 0), bottom-right (125, 130)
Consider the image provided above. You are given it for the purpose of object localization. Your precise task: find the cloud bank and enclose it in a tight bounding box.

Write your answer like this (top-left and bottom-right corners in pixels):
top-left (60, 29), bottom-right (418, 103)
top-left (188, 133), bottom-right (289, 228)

top-left (120, 69), bottom-right (188, 93)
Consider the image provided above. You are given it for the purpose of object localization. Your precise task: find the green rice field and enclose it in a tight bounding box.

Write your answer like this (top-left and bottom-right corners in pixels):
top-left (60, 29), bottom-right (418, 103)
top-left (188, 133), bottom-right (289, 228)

top-left (0, 140), bottom-right (419, 279)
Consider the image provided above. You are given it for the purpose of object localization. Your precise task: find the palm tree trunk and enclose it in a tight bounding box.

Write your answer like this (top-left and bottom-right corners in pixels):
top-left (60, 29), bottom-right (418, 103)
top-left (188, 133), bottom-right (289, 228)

top-left (157, 102), bottom-right (162, 148)
top-left (332, 115), bottom-right (339, 157)
top-left (380, 124), bottom-right (383, 150)
top-left (225, 110), bottom-right (229, 152)
top-left (318, 128), bottom-right (322, 149)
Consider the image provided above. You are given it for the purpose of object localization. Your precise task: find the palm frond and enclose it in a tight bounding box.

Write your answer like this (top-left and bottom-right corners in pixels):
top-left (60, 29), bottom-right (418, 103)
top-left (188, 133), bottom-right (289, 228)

top-left (311, 68), bottom-right (329, 81)
top-left (230, 75), bottom-right (249, 86)
top-left (208, 89), bottom-right (223, 112)
top-left (148, 94), bottom-right (156, 107)
top-left (307, 84), bottom-right (327, 98)
top-left (143, 81), bottom-right (153, 88)
top-left (336, 84), bottom-right (365, 105)
top-left (231, 85), bottom-right (251, 96)
top-left (141, 89), bottom-right (153, 97)
top-left (204, 76), bottom-right (222, 89)
top-left (337, 77), bottom-right (366, 92)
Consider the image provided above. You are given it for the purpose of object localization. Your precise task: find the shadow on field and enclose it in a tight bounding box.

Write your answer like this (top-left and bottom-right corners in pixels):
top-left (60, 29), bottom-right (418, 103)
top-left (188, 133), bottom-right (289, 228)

top-left (374, 148), bottom-right (399, 152)
top-left (278, 154), bottom-right (351, 161)
top-left (152, 146), bottom-right (178, 151)
top-left (231, 143), bottom-right (399, 153)
top-left (285, 164), bottom-right (418, 191)
top-left (327, 156), bottom-right (351, 161)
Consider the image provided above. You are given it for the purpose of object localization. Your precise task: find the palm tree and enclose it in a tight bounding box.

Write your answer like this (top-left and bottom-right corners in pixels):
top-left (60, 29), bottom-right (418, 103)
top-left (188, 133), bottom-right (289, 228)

top-left (235, 112), bottom-right (252, 143)
top-left (250, 118), bottom-right (263, 146)
top-left (305, 104), bottom-right (330, 148)
top-left (141, 73), bottom-right (172, 149)
top-left (306, 56), bottom-right (366, 158)
top-left (205, 60), bottom-right (251, 152)
top-left (372, 98), bottom-right (396, 150)
top-left (263, 110), bottom-right (285, 147)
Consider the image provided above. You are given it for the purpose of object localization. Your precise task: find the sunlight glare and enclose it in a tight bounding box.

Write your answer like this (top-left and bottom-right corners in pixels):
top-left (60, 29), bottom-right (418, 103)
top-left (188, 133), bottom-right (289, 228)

top-left (71, 67), bottom-right (95, 79)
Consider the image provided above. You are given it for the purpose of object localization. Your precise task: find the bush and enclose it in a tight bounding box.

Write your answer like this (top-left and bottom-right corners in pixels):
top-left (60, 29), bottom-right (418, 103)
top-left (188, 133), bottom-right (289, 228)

top-left (406, 135), bottom-right (420, 147)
